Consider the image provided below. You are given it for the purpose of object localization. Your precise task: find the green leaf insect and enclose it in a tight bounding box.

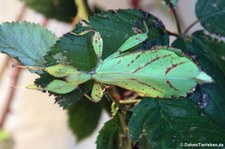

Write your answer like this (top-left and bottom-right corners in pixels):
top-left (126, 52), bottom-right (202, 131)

top-left (25, 29), bottom-right (213, 102)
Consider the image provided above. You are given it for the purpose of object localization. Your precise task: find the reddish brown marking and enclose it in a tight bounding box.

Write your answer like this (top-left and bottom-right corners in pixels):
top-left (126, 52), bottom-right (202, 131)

top-left (128, 78), bottom-right (163, 93)
top-left (135, 53), bottom-right (142, 60)
top-left (117, 60), bottom-right (122, 64)
top-left (128, 60), bottom-right (135, 66)
top-left (166, 80), bottom-right (179, 91)
top-left (165, 62), bottom-right (186, 75)
top-left (133, 54), bottom-right (172, 73)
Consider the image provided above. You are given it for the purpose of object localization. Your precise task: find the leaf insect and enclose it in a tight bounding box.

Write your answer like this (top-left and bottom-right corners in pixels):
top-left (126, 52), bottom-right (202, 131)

top-left (19, 21), bottom-right (213, 103)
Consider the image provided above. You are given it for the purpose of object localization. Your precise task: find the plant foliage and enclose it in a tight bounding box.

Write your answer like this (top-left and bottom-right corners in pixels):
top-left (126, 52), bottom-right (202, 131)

top-left (0, 1), bottom-right (225, 148)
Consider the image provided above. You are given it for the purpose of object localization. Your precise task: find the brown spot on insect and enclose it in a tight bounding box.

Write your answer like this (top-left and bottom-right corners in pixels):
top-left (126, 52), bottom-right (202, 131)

top-left (127, 59), bottom-right (135, 66)
top-left (128, 78), bottom-right (163, 93)
top-left (165, 61), bottom-right (186, 75)
top-left (117, 60), bottom-right (122, 65)
top-left (166, 80), bottom-right (179, 91)
top-left (133, 54), bottom-right (172, 73)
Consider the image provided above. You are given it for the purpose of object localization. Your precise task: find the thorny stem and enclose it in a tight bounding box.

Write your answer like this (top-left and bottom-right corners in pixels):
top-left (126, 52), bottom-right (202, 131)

top-left (118, 112), bottom-right (132, 149)
top-left (184, 19), bottom-right (200, 35)
top-left (168, 2), bottom-right (182, 34)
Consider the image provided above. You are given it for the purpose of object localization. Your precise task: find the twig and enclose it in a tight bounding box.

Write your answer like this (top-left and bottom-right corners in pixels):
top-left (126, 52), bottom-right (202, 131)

top-left (0, 61), bottom-right (21, 128)
top-left (168, 2), bottom-right (182, 34)
top-left (0, 57), bottom-right (11, 82)
top-left (184, 19), bottom-right (199, 35)
top-left (167, 30), bottom-right (179, 37)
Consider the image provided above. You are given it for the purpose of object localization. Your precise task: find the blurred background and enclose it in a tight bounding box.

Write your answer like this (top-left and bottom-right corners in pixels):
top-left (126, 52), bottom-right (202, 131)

top-left (0, 0), bottom-right (199, 148)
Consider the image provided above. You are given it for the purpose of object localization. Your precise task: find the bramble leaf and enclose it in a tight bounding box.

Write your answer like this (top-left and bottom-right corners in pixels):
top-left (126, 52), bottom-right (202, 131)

top-left (68, 98), bottom-right (102, 141)
top-left (0, 22), bottom-right (57, 72)
top-left (96, 114), bottom-right (122, 149)
top-left (21, 0), bottom-right (76, 22)
top-left (94, 47), bottom-right (212, 98)
top-left (128, 98), bottom-right (225, 148)
top-left (172, 31), bottom-right (225, 126)
top-left (196, 0), bottom-right (225, 37)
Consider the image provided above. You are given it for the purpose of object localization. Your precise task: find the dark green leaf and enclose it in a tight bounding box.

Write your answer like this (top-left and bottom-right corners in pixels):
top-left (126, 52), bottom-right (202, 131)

top-left (0, 22), bottom-right (57, 70)
top-left (68, 98), bottom-right (102, 141)
top-left (192, 31), bottom-right (225, 76)
top-left (21, 0), bottom-right (77, 22)
top-left (96, 114), bottom-right (122, 149)
top-left (44, 32), bottom-right (98, 71)
top-left (128, 98), bottom-right (225, 148)
top-left (172, 32), bottom-right (225, 126)
top-left (196, 0), bottom-right (225, 36)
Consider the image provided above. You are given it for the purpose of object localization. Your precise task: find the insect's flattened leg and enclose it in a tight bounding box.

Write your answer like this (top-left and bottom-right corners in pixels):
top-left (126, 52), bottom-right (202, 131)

top-left (46, 80), bottom-right (76, 94)
top-left (117, 32), bottom-right (148, 53)
top-left (26, 84), bottom-right (45, 91)
top-left (90, 82), bottom-right (104, 102)
top-left (13, 65), bottom-right (44, 71)
top-left (92, 31), bottom-right (103, 59)
top-left (104, 33), bottom-right (148, 62)
top-left (45, 64), bottom-right (81, 78)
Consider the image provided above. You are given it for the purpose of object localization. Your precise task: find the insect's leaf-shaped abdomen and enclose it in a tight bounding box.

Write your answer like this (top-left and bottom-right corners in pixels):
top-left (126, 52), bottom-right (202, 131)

top-left (94, 47), bottom-right (213, 98)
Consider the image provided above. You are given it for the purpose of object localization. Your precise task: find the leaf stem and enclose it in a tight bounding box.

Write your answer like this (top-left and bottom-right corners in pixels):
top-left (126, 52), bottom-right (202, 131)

top-left (184, 19), bottom-right (200, 35)
top-left (104, 90), bottom-right (132, 149)
top-left (118, 112), bottom-right (132, 149)
top-left (168, 2), bottom-right (182, 34)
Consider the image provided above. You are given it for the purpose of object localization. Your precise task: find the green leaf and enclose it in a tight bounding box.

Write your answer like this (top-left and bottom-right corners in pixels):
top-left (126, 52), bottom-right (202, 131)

top-left (191, 31), bottom-right (225, 76)
top-left (44, 32), bottom-right (98, 71)
top-left (21, 0), bottom-right (76, 22)
top-left (94, 47), bottom-right (212, 98)
top-left (96, 114), bottom-right (122, 149)
top-left (172, 31), bottom-right (225, 126)
top-left (128, 98), bottom-right (225, 148)
top-left (68, 98), bottom-right (102, 141)
top-left (196, 0), bottom-right (225, 36)
top-left (0, 22), bottom-right (57, 70)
